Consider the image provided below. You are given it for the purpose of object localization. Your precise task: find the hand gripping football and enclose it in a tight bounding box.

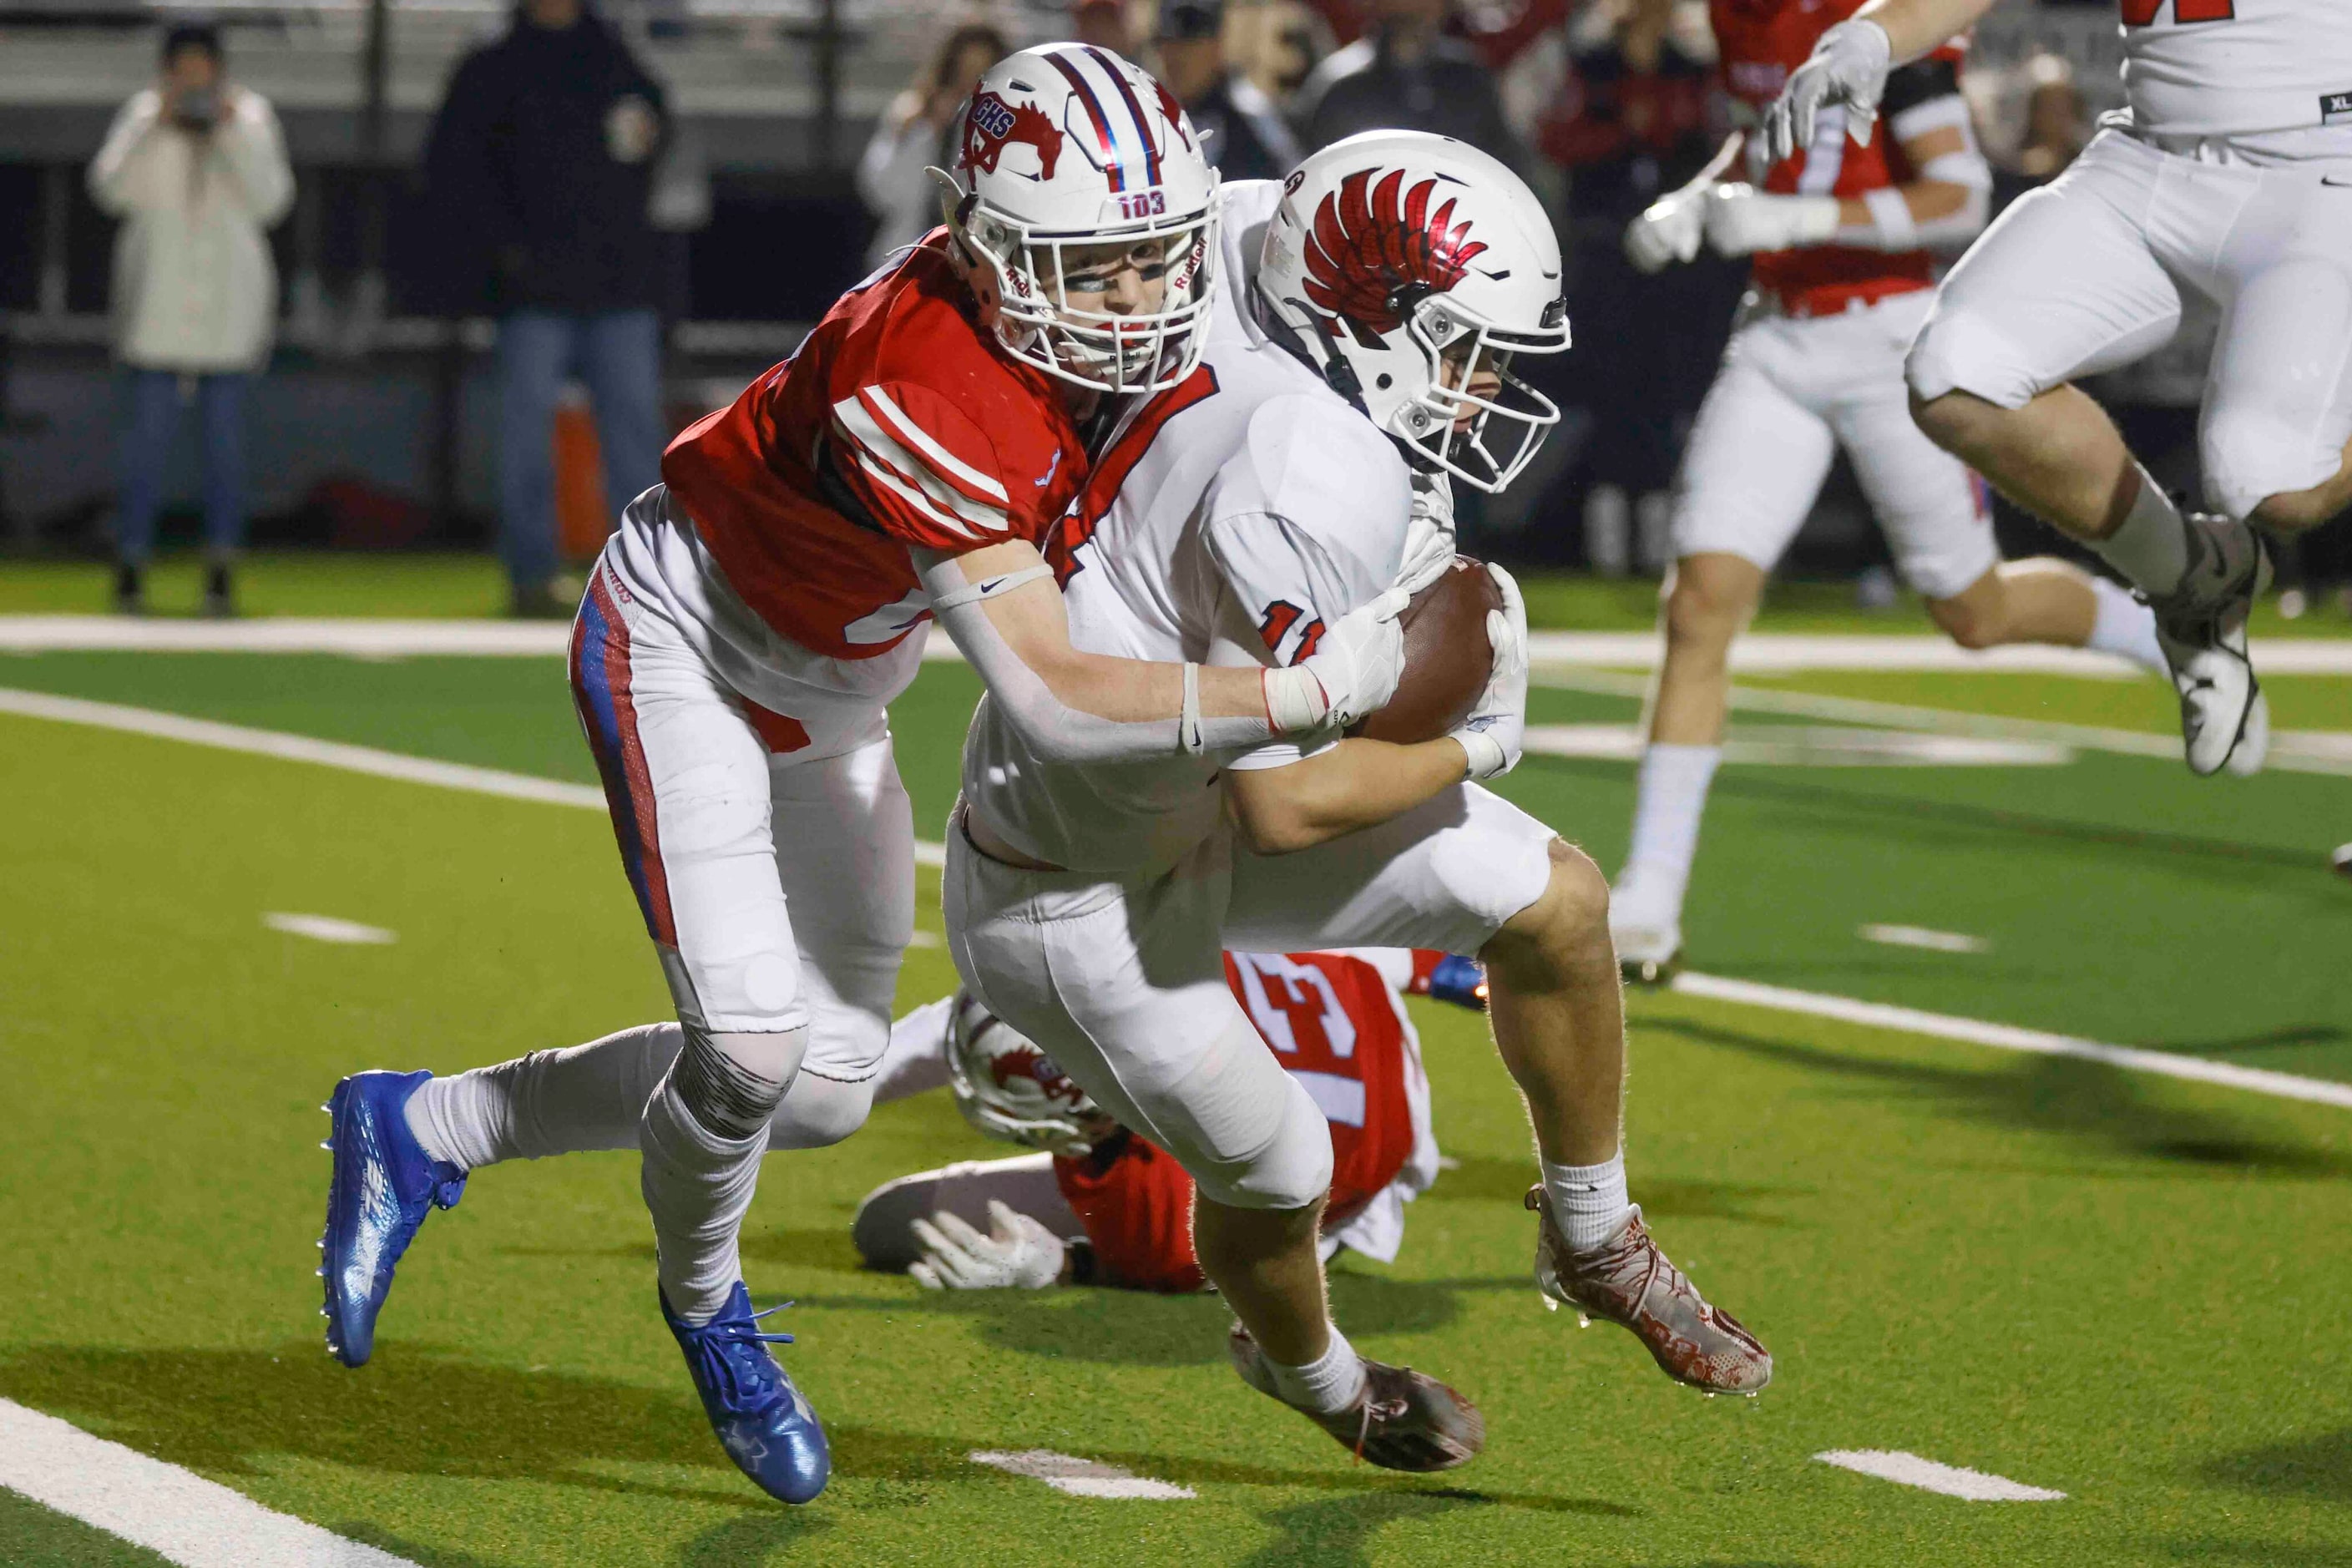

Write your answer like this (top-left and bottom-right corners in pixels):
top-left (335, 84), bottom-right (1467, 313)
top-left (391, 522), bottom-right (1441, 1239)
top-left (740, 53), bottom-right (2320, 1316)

top-left (1348, 555), bottom-right (1504, 745)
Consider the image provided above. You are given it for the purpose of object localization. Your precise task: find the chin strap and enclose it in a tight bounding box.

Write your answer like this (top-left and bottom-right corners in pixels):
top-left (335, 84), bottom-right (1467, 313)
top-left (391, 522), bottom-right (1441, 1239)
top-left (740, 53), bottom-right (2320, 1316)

top-left (1255, 293), bottom-right (1369, 417)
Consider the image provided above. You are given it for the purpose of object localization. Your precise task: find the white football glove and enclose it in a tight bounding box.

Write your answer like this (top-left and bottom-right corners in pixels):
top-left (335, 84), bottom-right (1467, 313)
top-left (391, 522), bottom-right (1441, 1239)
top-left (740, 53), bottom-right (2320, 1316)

top-left (907, 1201), bottom-right (1065, 1291)
top-left (1624, 181), bottom-right (1709, 274)
top-left (1761, 18), bottom-right (1892, 165)
top-left (1397, 471), bottom-right (1458, 596)
top-left (1702, 185), bottom-right (1843, 257)
top-left (1266, 586), bottom-right (1409, 733)
top-left (1451, 562), bottom-right (1528, 781)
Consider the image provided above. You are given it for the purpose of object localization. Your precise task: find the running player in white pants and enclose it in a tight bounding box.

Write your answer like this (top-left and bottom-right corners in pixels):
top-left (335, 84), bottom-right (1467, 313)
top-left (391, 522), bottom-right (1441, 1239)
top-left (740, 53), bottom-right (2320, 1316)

top-left (949, 135), bottom-right (1771, 1477)
top-left (1608, 0), bottom-right (2171, 980)
top-left (1770, 0), bottom-right (2352, 776)
top-left (316, 46), bottom-right (1407, 1508)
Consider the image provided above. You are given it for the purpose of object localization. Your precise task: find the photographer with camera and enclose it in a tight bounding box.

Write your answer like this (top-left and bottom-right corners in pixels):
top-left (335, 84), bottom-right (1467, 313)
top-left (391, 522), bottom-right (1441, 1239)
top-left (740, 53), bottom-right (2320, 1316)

top-left (89, 21), bottom-right (292, 616)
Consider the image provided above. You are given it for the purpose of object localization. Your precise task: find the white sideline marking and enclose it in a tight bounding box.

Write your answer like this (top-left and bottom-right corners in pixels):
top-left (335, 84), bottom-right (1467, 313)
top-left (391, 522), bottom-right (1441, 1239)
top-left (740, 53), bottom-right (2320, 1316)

top-left (1524, 723), bottom-right (2071, 768)
top-left (8, 615), bottom-right (2352, 675)
top-left (969, 1449), bottom-right (1195, 1500)
top-left (264, 913), bottom-right (397, 946)
top-left (0, 1397), bottom-right (422, 1566)
top-left (1671, 972), bottom-right (2352, 1110)
top-left (11, 686), bottom-right (2349, 1114)
top-left (1814, 1449), bottom-right (2066, 1501)
top-left (1857, 924), bottom-right (1990, 954)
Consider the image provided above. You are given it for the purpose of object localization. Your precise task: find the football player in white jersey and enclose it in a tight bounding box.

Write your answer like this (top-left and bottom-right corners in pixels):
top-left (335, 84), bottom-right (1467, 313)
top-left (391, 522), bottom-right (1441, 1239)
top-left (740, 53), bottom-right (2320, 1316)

top-left (1768, 0), bottom-right (2352, 776)
top-left (946, 132), bottom-right (1772, 1474)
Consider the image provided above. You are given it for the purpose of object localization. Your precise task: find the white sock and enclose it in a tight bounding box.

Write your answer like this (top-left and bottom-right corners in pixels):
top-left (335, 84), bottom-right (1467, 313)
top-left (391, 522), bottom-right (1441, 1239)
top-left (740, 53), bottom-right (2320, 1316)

top-left (640, 1074), bottom-right (769, 1325)
top-left (403, 1023), bottom-right (684, 1171)
top-left (2089, 466), bottom-right (2189, 598)
top-left (1543, 1153), bottom-right (1633, 1253)
top-left (1618, 743), bottom-right (1722, 917)
top-left (2085, 575), bottom-right (2167, 675)
top-left (1264, 1323), bottom-right (1370, 1417)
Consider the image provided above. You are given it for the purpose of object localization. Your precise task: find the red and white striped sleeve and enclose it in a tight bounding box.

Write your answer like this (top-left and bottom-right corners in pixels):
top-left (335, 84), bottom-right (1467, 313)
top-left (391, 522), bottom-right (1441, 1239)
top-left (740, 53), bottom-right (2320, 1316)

top-left (827, 381), bottom-right (1020, 551)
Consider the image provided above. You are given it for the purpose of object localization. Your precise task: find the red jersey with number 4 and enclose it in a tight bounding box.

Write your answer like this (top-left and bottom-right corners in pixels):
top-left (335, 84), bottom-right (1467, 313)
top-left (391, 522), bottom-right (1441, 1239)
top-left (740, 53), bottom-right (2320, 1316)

top-left (1712, 0), bottom-right (1967, 316)
top-left (1051, 951), bottom-right (1429, 1292)
top-left (660, 232), bottom-right (1089, 660)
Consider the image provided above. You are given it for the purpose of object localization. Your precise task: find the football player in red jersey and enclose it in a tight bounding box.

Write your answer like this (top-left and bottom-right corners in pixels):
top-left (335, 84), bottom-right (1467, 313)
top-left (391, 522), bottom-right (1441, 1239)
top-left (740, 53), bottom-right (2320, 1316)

top-left (848, 951), bottom-right (1489, 1293)
top-left (1606, 0), bottom-right (2173, 982)
top-left (316, 44), bottom-right (1411, 1505)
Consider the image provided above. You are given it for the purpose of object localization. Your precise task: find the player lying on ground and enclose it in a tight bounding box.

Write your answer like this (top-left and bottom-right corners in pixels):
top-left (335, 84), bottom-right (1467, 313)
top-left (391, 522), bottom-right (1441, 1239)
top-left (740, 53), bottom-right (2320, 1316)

top-left (1608, 0), bottom-right (2173, 982)
top-left (1768, 0), bottom-right (2352, 776)
top-left (851, 950), bottom-right (1486, 1292)
top-left (945, 131), bottom-right (1771, 1478)
top-left (316, 45), bottom-right (1412, 1506)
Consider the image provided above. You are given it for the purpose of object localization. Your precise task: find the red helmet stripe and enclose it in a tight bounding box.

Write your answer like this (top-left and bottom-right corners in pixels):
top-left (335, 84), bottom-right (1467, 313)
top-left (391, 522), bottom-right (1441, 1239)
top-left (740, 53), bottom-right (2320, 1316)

top-left (1040, 47), bottom-right (1127, 195)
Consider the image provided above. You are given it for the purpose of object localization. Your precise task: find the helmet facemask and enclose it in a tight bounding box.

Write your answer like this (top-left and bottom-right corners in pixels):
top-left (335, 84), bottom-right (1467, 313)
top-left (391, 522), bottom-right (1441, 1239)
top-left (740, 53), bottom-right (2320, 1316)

top-left (943, 992), bottom-right (1106, 1159)
top-left (1388, 294), bottom-right (1568, 495)
top-left (955, 185), bottom-right (1222, 396)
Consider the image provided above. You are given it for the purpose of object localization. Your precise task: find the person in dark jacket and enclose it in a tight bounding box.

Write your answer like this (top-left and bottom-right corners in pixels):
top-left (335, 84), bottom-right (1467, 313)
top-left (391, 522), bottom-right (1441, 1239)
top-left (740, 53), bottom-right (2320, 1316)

top-left (1154, 0), bottom-right (1298, 184)
top-left (1291, 0), bottom-right (1523, 168)
top-left (421, 0), bottom-right (670, 615)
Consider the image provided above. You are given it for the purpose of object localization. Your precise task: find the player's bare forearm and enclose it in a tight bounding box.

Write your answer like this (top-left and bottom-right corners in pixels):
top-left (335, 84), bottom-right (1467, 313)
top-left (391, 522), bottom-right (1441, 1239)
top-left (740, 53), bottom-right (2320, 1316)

top-left (1225, 736), bottom-right (1468, 857)
top-left (1853, 0), bottom-right (2000, 65)
top-left (945, 541), bottom-right (1267, 723)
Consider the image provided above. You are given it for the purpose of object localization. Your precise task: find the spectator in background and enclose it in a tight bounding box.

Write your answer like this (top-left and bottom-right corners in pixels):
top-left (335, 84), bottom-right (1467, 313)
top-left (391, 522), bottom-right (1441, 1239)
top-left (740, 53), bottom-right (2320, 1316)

top-left (1291, 0), bottom-right (1522, 168)
top-left (857, 22), bottom-right (1008, 269)
top-left (89, 22), bottom-right (291, 617)
top-left (1071, 0), bottom-right (1135, 57)
top-left (422, 0), bottom-right (671, 618)
top-left (1154, 0), bottom-right (1298, 183)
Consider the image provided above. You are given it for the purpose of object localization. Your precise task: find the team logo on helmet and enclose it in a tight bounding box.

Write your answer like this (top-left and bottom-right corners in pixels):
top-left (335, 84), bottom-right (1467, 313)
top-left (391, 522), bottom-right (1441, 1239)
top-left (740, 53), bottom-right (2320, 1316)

top-left (1152, 81), bottom-right (1195, 153)
top-left (989, 1043), bottom-right (1090, 1109)
top-left (965, 91), bottom-right (1064, 181)
top-left (1301, 169), bottom-right (1489, 339)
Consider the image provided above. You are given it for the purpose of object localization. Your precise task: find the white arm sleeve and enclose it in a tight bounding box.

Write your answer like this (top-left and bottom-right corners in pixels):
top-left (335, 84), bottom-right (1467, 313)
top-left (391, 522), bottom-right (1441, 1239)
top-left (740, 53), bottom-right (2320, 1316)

top-left (873, 996), bottom-right (957, 1106)
top-left (914, 553), bottom-right (1277, 763)
top-left (1835, 93), bottom-right (1990, 252)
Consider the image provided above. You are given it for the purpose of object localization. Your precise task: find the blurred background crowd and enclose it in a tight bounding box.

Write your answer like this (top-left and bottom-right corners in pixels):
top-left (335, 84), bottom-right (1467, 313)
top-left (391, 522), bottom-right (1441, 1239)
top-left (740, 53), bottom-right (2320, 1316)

top-left (0, 0), bottom-right (2343, 615)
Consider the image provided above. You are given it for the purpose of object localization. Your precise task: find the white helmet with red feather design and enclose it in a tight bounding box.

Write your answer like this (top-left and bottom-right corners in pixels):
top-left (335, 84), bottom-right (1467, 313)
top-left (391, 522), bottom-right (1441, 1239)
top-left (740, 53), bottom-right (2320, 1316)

top-left (1257, 131), bottom-right (1570, 493)
top-left (943, 989), bottom-right (1105, 1159)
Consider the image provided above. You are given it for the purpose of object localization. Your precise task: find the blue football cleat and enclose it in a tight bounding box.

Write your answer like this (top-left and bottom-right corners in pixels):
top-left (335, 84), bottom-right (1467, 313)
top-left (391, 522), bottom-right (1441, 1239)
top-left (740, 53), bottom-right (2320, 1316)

top-left (662, 1282), bottom-right (830, 1505)
top-left (320, 1069), bottom-right (465, 1368)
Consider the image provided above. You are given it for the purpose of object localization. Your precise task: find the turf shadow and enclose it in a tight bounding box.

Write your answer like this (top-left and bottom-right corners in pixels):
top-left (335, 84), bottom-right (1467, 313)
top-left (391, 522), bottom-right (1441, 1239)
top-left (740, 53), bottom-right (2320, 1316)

top-left (1648, 1016), bottom-right (2352, 1178)
top-left (2200, 1425), bottom-right (2352, 1505)
top-left (675, 1508), bottom-right (832, 1565)
top-left (0, 1345), bottom-right (762, 1509)
top-left (2155, 1540), bottom-right (2352, 1566)
top-left (1422, 1155), bottom-right (1808, 1226)
top-left (1233, 1490), bottom-right (1481, 1566)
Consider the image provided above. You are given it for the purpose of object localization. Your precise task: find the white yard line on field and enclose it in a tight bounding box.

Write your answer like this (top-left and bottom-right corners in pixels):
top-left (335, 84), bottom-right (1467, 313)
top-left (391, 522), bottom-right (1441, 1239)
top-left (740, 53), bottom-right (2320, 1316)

top-left (1856, 924), bottom-right (1990, 954)
top-left (8, 615), bottom-right (2352, 675)
top-left (1672, 972), bottom-right (2352, 1110)
top-left (7, 686), bottom-right (2345, 1111)
top-left (0, 1398), bottom-right (421, 1567)
top-left (1533, 665), bottom-right (2352, 778)
top-left (1813, 1449), bottom-right (2066, 1501)
top-left (968, 1449), bottom-right (1195, 1500)
top-left (263, 913), bottom-right (397, 945)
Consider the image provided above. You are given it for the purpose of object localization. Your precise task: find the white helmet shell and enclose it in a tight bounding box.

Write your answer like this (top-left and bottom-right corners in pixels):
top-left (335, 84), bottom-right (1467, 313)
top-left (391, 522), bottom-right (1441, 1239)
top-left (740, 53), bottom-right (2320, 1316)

top-left (1257, 131), bottom-right (1570, 493)
top-left (938, 44), bottom-right (1220, 394)
top-left (943, 990), bottom-right (1104, 1158)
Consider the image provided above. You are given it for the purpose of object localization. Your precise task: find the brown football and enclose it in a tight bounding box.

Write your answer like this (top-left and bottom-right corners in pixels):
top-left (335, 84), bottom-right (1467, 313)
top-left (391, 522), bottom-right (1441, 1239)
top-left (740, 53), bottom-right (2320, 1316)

top-left (1348, 555), bottom-right (1502, 745)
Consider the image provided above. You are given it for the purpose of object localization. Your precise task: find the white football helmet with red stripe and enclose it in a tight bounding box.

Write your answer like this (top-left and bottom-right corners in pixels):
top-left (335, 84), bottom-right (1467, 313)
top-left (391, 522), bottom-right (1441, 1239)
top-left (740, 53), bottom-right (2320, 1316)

top-left (1257, 131), bottom-right (1570, 493)
top-left (944, 990), bottom-right (1105, 1159)
top-left (936, 44), bottom-right (1219, 394)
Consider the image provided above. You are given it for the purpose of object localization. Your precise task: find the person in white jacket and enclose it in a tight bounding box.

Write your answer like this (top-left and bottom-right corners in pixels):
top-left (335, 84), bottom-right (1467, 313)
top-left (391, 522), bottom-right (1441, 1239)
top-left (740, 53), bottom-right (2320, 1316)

top-left (89, 23), bottom-right (292, 616)
top-left (852, 22), bottom-right (1005, 271)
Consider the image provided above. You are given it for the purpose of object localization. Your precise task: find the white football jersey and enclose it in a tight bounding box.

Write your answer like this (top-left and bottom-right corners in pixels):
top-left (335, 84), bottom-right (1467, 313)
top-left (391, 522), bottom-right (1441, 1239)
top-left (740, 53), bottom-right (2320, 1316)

top-left (959, 179), bottom-right (1411, 877)
top-left (2118, 0), bottom-right (2352, 139)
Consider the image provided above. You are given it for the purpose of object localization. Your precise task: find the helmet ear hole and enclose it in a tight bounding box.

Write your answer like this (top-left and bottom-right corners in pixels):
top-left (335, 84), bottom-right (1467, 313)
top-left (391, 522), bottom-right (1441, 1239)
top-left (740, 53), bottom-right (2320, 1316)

top-left (1376, 373), bottom-right (1393, 389)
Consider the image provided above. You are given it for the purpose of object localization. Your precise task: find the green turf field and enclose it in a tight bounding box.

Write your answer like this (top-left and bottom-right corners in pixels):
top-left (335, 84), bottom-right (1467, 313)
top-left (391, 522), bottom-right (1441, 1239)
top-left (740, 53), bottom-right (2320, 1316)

top-left (2, 636), bottom-right (2349, 1565)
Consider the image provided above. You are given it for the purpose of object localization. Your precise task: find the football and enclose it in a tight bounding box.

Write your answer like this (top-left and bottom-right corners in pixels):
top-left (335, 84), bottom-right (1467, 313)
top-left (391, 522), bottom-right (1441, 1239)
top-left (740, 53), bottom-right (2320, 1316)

top-left (1348, 555), bottom-right (1502, 745)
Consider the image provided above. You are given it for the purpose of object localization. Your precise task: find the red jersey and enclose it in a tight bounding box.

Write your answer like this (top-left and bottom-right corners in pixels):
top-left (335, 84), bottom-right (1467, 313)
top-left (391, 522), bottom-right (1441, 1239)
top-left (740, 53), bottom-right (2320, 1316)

top-left (660, 234), bottom-right (1090, 660)
top-left (1712, 0), bottom-right (1966, 316)
top-left (1052, 951), bottom-right (1431, 1292)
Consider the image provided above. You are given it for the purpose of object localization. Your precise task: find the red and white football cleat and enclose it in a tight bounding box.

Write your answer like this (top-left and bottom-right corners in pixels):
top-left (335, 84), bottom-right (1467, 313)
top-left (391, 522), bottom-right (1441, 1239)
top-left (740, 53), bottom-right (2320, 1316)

top-left (1227, 1323), bottom-right (1485, 1472)
top-left (1526, 1188), bottom-right (1772, 1395)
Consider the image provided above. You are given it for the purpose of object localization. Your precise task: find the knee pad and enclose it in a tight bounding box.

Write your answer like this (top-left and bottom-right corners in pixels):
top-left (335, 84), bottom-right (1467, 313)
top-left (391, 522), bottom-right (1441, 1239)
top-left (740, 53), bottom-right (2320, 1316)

top-left (1160, 1031), bottom-right (1333, 1212)
top-left (671, 1024), bottom-right (807, 1141)
top-left (767, 1070), bottom-right (876, 1151)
